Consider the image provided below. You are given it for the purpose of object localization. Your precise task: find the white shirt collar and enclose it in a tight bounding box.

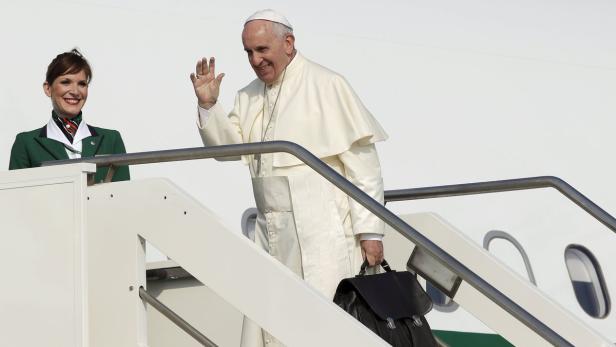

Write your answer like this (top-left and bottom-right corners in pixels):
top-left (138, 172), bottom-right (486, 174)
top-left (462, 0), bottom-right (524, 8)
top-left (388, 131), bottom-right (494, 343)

top-left (46, 117), bottom-right (92, 152)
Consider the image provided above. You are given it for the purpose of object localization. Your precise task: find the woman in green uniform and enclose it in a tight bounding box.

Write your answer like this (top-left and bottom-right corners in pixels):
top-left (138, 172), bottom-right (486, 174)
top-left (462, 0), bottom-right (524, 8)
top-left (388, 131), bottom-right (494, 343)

top-left (9, 49), bottom-right (129, 182)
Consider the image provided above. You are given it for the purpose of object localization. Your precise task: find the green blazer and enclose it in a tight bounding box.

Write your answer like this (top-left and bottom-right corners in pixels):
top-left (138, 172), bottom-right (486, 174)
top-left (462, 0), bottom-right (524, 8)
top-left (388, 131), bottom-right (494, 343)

top-left (9, 124), bottom-right (130, 183)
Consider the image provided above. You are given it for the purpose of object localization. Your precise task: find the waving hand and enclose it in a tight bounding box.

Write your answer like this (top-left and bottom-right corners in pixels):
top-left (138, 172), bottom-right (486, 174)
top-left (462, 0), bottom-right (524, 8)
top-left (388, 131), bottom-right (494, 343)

top-left (190, 57), bottom-right (225, 109)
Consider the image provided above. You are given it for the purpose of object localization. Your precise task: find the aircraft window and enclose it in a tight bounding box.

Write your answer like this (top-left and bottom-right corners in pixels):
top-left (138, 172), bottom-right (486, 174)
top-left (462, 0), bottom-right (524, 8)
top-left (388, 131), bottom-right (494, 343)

top-left (483, 230), bottom-right (536, 285)
top-left (241, 208), bottom-right (258, 242)
top-left (426, 282), bottom-right (458, 312)
top-left (565, 245), bottom-right (610, 318)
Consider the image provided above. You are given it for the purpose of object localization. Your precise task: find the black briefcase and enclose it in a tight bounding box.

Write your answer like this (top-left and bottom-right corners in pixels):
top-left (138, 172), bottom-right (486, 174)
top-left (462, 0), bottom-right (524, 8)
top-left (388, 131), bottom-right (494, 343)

top-left (333, 260), bottom-right (437, 346)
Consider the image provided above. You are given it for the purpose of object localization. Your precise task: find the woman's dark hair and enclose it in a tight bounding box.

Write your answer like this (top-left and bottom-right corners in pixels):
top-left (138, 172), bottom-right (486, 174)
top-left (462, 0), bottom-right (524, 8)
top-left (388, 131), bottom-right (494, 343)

top-left (45, 49), bottom-right (92, 84)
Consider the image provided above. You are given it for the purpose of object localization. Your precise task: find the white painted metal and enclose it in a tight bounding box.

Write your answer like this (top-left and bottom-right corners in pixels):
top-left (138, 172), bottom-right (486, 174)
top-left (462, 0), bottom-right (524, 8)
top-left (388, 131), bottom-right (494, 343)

top-left (383, 213), bottom-right (613, 346)
top-left (2, 163), bottom-right (614, 346)
top-left (84, 179), bottom-right (147, 347)
top-left (0, 164), bottom-right (95, 347)
top-left (146, 276), bottom-right (243, 347)
top-left (86, 178), bottom-right (389, 347)
top-left (145, 260), bottom-right (243, 347)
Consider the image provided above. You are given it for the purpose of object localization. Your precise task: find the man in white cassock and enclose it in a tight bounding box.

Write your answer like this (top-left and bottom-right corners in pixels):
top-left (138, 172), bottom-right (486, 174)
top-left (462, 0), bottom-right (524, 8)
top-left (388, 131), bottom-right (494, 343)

top-left (190, 9), bottom-right (388, 347)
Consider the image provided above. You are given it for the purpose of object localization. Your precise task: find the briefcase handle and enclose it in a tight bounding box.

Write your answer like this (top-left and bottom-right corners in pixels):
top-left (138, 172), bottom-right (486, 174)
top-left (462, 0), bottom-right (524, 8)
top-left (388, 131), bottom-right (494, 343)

top-left (359, 258), bottom-right (392, 276)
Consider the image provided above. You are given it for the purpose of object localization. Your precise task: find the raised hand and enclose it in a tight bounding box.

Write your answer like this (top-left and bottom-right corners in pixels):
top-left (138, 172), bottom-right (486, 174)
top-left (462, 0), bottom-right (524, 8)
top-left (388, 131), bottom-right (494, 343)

top-left (190, 57), bottom-right (225, 109)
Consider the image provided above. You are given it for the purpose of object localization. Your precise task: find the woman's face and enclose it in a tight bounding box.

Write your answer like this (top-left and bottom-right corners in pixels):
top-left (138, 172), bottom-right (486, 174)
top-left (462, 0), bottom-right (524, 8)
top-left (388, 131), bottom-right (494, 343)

top-left (43, 70), bottom-right (89, 118)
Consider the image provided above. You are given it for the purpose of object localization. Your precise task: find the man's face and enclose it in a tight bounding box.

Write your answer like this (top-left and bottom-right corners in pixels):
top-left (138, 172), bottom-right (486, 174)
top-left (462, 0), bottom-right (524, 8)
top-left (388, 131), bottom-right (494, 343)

top-left (242, 20), bottom-right (294, 85)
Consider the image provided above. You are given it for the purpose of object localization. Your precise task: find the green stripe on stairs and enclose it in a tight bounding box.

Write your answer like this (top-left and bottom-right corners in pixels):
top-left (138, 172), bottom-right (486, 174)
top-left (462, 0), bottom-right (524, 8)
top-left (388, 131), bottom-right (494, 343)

top-left (433, 330), bottom-right (513, 347)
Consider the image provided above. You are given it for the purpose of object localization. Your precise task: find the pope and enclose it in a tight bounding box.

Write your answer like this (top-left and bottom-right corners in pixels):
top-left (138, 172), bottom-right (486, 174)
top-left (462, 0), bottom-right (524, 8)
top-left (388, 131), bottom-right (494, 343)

top-left (190, 9), bottom-right (388, 346)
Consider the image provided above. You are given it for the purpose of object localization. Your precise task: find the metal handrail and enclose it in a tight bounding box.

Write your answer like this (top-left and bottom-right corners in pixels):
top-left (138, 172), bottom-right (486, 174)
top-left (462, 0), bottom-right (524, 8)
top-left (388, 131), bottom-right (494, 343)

top-left (44, 141), bottom-right (573, 346)
top-left (139, 287), bottom-right (217, 347)
top-left (384, 176), bottom-right (616, 233)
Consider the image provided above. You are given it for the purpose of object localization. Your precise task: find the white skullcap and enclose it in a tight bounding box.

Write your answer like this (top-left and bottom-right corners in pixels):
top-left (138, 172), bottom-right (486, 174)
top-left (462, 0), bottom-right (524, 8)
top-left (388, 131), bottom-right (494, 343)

top-left (245, 9), bottom-right (293, 30)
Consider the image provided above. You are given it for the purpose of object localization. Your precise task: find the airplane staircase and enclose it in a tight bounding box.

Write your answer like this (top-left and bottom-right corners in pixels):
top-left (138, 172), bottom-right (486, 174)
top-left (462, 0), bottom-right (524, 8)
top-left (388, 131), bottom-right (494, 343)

top-left (1, 141), bottom-right (613, 346)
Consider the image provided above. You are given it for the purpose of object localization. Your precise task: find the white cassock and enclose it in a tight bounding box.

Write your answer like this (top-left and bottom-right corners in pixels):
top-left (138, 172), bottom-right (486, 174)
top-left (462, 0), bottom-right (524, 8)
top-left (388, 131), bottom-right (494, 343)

top-left (197, 52), bottom-right (388, 346)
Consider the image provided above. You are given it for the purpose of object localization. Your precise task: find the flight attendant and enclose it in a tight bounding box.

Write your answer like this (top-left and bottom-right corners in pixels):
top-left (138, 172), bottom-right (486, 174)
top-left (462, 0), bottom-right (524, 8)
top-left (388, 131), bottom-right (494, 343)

top-left (9, 49), bottom-right (129, 182)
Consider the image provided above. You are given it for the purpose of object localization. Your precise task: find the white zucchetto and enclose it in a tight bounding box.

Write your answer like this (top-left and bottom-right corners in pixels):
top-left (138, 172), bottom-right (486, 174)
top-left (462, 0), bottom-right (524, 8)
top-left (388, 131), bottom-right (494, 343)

top-left (245, 9), bottom-right (293, 30)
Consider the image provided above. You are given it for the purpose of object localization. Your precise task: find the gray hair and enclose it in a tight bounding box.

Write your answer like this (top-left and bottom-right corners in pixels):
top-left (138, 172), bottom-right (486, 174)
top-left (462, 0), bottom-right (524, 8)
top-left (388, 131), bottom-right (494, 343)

top-left (271, 21), bottom-right (293, 38)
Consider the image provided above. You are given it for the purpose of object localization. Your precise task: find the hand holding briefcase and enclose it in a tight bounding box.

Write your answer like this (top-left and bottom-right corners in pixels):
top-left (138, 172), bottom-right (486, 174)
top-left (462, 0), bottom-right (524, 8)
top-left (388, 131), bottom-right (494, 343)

top-left (333, 259), bottom-right (437, 346)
